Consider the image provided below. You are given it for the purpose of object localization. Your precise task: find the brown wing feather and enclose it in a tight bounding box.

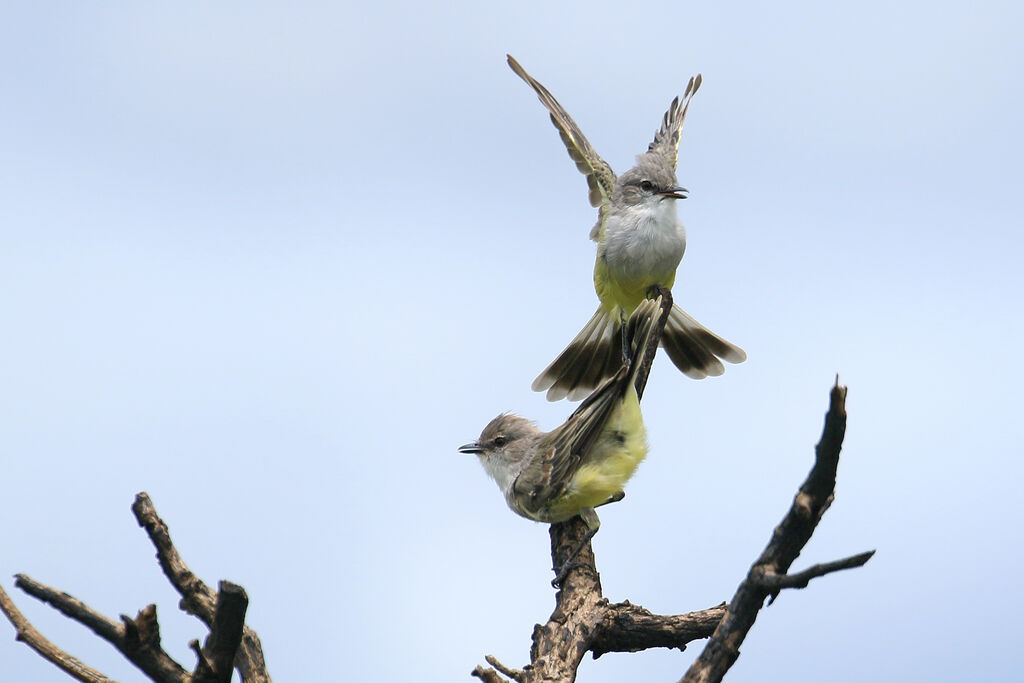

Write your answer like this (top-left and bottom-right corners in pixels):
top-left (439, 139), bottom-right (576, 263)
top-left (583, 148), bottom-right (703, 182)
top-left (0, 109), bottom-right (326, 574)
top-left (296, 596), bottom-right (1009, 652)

top-left (507, 55), bottom-right (616, 208)
top-left (648, 73), bottom-right (702, 170)
top-left (513, 296), bottom-right (668, 512)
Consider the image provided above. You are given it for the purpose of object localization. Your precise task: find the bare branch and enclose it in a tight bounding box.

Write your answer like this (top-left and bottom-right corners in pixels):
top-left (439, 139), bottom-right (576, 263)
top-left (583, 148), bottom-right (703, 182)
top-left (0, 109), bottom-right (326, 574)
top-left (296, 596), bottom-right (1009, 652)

top-left (679, 381), bottom-right (873, 683)
top-left (14, 575), bottom-right (188, 683)
top-left (132, 493), bottom-right (216, 621)
top-left (14, 575), bottom-right (123, 643)
top-left (472, 665), bottom-right (510, 683)
top-left (528, 518), bottom-right (607, 679)
top-left (0, 583), bottom-right (114, 683)
top-left (192, 582), bottom-right (249, 683)
top-left (758, 551), bottom-right (876, 596)
top-left (2, 494), bottom-right (271, 682)
top-left (759, 380), bottom-right (849, 575)
top-left (485, 655), bottom-right (525, 681)
top-left (476, 519), bottom-right (726, 681)
top-left (591, 602), bottom-right (725, 658)
top-left (131, 492), bottom-right (270, 683)
top-left (189, 639), bottom-right (213, 677)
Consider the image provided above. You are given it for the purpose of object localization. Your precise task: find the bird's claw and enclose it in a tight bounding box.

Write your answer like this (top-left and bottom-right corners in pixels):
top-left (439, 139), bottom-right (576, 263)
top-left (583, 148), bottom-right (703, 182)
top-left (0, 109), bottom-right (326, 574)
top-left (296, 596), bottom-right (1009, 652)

top-left (551, 560), bottom-right (593, 588)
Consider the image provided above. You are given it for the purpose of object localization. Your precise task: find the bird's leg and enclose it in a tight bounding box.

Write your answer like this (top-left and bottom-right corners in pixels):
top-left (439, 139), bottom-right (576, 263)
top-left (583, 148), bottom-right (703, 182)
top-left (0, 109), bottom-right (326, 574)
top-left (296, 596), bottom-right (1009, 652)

top-left (552, 508), bottom-right (601, 587)
top-left (619, 310), bottom-right (630, 364)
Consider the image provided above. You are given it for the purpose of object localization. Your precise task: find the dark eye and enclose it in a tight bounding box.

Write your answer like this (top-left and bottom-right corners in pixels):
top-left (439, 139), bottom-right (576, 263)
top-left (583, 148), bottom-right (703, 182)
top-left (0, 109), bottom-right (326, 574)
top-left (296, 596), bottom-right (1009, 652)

top-left (493, 436), bottom-right (508, 447)
top-left (639, 180), bottom-right (654, 192)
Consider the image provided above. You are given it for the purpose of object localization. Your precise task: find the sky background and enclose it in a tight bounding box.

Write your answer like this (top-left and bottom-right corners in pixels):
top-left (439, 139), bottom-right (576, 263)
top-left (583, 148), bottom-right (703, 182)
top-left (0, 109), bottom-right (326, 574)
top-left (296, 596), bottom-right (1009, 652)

top-left (2, 2), bottom-right (1021, 681)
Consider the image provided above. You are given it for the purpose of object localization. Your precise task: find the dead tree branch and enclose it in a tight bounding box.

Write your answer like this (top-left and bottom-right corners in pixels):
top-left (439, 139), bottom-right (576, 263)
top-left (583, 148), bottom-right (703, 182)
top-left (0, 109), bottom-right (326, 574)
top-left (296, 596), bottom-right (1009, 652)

top-left (680, 380), bottom-right (873, 683)
top-left (1, 493), bottom-right (271, 682)
top-left (131, 493), bottom-right (269, 683)
top-left (474, 380), bottom-right (872, 682)
top-left (191, 581), bottom-right (249, 683)
top-left (590, 602), bottom-right (727, 659)
top-left (472, 663), bottom-right (512, 683)
top-left (14, 573), bottom-right (189, 682)
top-left (470, 654), bottom-right (526, 682)
top-left (0, 583), bottom-right (114, 683)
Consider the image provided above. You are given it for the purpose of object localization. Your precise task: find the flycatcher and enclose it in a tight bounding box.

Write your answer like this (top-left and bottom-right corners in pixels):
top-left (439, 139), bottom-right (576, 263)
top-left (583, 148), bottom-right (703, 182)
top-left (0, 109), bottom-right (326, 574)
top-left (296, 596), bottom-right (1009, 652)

top-left (459, 293), bottom-right (671, 585)
top-left (507, 55), bottom-right (746, 401)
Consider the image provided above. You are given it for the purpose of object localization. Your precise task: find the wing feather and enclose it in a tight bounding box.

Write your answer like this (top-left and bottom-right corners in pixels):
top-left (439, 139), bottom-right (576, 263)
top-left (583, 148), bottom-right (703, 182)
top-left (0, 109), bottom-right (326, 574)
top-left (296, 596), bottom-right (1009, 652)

top-left (513, 297), bottom-right (667, 512)
top-left (507, 55), bottom-right (616, 208)
top-left (648, 73), bottom-right (702, 170)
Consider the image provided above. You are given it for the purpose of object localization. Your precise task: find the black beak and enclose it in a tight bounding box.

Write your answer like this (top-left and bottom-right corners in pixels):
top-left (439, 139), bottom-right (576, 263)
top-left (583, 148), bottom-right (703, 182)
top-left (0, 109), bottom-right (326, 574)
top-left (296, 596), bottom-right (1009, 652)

top-left (458, 442), bottom-right (483, 454)
top-left (659, 185), bottom-right (688, 200)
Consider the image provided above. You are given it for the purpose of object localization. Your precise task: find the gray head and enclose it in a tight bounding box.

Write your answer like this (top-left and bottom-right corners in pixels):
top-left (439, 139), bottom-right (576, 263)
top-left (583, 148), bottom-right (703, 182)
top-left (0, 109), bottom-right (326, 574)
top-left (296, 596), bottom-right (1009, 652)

top-left (458, 413), bottom-right (538, 461)
top-left (459, 413), bottom-right (541, 495)
top-left (614, 153), bottom-right (687, 206)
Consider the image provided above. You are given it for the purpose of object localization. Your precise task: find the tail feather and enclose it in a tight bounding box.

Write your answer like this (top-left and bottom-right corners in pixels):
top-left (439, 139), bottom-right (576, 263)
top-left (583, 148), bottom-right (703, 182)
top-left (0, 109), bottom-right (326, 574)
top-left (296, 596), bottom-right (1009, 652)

top-left (530, 309), bottom-right (604, 396)
top-left (661, 305), bottom-right (746, 380)
top-left (569, 314), bottom-right (623, 401)
top-left (669, 306), bottom-right (746, 363)
top-left (533, 308), bottom-right (622, 402)
top-left (534, 302), bottom-right (746, 401)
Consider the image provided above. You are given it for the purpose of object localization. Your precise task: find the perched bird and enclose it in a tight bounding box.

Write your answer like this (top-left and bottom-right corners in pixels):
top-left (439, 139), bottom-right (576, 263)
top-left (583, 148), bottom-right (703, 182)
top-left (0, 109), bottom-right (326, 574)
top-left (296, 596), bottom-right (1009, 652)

top-left (507, 55), bottom-right (745, 401)
top-left (459, 294), bottom-right (670, 585)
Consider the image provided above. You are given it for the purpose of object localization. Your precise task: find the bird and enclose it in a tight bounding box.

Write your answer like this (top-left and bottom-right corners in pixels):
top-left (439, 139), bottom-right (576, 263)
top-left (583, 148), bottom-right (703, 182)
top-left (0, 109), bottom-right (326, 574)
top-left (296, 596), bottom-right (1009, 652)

top-left (459, 292), bottom-right (670, 586)
top-left (507, 54), bottom-right (745, 402)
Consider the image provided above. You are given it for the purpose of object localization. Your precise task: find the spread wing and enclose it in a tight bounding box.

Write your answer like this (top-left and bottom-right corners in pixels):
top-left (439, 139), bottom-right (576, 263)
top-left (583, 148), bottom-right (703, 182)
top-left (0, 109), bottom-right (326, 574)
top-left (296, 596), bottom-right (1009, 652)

top-left (512, 297), bottom-right (667, 513)
top-left (647, 73), bottom-right (702, 170)
top-left (507, 54), bottom-right (616, 209)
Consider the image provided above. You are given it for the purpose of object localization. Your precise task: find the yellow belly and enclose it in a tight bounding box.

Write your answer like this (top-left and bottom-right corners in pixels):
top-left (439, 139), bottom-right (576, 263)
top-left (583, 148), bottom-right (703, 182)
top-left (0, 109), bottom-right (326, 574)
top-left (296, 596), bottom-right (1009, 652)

top-left (594, 256), bottom-right (677, 314)
top-left (545, 389), bottom-right (648, 520)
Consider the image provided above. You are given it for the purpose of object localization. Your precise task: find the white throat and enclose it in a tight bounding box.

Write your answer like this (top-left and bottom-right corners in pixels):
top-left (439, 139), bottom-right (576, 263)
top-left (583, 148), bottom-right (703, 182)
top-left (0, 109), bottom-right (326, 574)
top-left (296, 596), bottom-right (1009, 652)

top-left (478, 452), bottom-right (523, 498)
top-left (602, 198), bottom-right (686, 282)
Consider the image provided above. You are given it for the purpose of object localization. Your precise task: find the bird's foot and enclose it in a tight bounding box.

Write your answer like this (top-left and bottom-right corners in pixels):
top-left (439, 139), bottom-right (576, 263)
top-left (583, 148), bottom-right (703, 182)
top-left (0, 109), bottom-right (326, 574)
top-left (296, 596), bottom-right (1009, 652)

top-left (646, 284), bottom-right (671, 300)
top-left (551, 560), bottom-right (594, 588)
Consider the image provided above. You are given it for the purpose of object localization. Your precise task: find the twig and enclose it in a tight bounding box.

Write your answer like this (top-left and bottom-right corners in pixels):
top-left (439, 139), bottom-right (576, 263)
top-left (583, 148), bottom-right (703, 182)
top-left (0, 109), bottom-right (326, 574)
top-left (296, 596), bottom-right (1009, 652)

top-left (0, 583), bottom-right (114, 683)
top-left (485, 655), bottom-right (524, 681)
top-left (190, 639), bottom-right (215, 679)
top-left (471, 665), bottom-right (509, 683)
top-left (758, 550), bottom-right (875, 597)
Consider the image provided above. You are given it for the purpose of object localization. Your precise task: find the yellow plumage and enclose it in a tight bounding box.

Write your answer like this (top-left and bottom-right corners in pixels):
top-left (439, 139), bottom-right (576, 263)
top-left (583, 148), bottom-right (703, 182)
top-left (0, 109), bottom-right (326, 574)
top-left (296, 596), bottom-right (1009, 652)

top-left (593, 256), bottom-right (677, 317)
top-left (545, 384), bottom-right (647, 520)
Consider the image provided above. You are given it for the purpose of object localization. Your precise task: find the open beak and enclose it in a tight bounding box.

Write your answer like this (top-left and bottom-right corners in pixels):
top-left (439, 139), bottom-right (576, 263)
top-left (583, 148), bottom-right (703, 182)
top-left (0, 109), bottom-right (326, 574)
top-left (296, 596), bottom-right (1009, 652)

top-left (659, 185), bottom-right (688, 200)
top-left (458, 442), bottom-right (483, 454)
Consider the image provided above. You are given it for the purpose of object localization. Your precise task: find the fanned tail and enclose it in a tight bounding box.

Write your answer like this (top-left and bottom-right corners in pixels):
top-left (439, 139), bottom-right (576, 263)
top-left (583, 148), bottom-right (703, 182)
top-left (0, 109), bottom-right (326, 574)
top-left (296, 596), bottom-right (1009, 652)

top-left (660, 304), bottom-right (746, 379)
top-left (534, 302), bottom-right (746, 401)
top-left (531, 307), bottom-right (624, 402)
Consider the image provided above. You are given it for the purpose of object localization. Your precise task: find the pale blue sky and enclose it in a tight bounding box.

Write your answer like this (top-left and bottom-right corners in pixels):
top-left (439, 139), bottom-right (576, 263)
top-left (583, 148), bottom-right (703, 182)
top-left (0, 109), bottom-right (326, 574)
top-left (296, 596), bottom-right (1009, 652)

top-left (2, 3), bottom-right (1021, 681)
